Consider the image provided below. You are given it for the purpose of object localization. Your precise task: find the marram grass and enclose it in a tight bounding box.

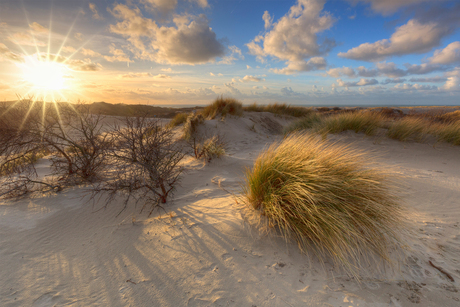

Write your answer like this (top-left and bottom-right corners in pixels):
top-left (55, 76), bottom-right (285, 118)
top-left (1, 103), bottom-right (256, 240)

top-left (242, 133), bottom-right (404, 276)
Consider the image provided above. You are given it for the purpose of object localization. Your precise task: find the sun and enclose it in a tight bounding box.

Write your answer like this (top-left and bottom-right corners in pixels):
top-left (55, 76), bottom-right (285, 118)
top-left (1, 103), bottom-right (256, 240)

top-left (19, 55), bottom-right (67, 91)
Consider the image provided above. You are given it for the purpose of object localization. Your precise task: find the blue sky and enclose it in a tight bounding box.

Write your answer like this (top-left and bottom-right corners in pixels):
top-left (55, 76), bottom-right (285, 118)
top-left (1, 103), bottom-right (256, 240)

top-left (0, 0), bottom-right (459, 106)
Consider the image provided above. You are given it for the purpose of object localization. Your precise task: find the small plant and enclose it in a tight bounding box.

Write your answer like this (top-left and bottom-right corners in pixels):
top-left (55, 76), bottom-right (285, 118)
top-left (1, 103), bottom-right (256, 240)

top-left (168, 112), bottom-right (189, 128)
top-left (242, 133), bottom-right (404, 277)
top-left (201, 96), bottom-right (243, 119)
top-left (433, 121), bottom-right (460, 145)
top-left (189, 135), bottom-right (226, 162)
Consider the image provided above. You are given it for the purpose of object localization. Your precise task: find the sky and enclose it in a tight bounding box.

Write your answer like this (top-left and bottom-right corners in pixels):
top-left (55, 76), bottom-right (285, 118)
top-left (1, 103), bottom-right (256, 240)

top-left (0, 0), bottom-right (459, 106)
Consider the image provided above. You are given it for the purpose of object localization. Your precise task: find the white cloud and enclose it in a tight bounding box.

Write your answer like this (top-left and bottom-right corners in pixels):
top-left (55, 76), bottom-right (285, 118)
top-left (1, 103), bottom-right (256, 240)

top-left (109, 5), bottom-right (225, 64)
top-left (409, 76), bottom-right (447, 82)
top-left (74, 33), bottom-right (83, 41)
top-left (219, 46), bottom-right (244, 64)
top-left (89, 3), bottom-right (103, 20)
top-left (103, 45), bottom-right (133, 63)
top-left (247, 0), bottom-right (335, 74)
top-left (62, 46), bottom-right (76, 53)
top-left (272, 57), bottom-right (327, 75)
top-left (246, 65), bottom-right (251, 69)
top-left (381, 78), bottom-right (406, 84)
top-left (394, 83), bottom-right (438, 91)
top-left (242, 75), bottom-right (264, 82)
top-left (29, 22), bottom-right (48, 33)
top-left (209, 72), bottom-right (215, 76)
top-left (81, 48), bottom-right (101, 57)
top-left (326, 67), bottom-right (356, 78)
top-left (153, 74), bottom-right (171, 79)
top-left (142, 0), bottom-right (177, 14)
top-left (337, 78), bottom-right (379, 87)
top-left (339, 19), bottom-right (450, 61)
top-left (442, 76), bottom-right (459, 90)
top-left (161, 67), bottom-right (172, 72)
top-left (263, 11), bottom-right (274, 29)
top-left (119, 72), bottom-right (153, 79)
top-left (348, 0), bottom-right (432, 15)
top-left (0, 43), bottom-right (24, 62)
top-left (429, 41), bottom-right (460, 65)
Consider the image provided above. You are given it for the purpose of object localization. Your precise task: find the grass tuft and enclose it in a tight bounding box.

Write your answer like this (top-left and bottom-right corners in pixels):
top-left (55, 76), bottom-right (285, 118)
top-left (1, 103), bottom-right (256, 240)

top-left (242, 133), bottom-right (404, 276)
top-left (433, 121), bottom-right (460, 145)
top-left (201, 96), bottom-right (243, 119)
top-left (244, 103), bottom-right (313, 117)
top-left (317, 111), bottom-right (384, 136)
top-left (387, 117), bottom-right (430, 142)
top-left (284, 112), bottom-right (323, 134)
top-left (183, 113), bottom-right (204, 140)
top-left (168, 112), bottom-right (189, 128)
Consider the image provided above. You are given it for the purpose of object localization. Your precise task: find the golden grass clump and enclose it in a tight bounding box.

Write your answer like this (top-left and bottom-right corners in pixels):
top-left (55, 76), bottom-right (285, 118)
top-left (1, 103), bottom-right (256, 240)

top-left (201, 96), bottom-right (243, 119)
top-left (317, 111), bottom-right (384, 136)
top-left (242, 133), bottom-right (404, 276)
top-left (183, 113), bottom-right (204, 140)
top-left (387, 117), bottom-right (430, 142)
top-left (244, 103), bottom-right (313, 117)
top-left (168, 112), bottom-right (189, 128)
top-left (433, 121), bottom-right (460, 145)
top-left (283, 113), bottom-right (323, 134)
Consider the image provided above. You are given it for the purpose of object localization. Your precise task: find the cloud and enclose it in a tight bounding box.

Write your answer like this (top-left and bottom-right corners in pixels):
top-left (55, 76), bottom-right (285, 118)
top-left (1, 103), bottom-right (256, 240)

top-left (190, 0), bottom-right (209, 8)
top-left (8, 31), bottom-right (46, 47)
top-left (224, 82), bottom-right (242, 95)
top-left (219, 45), bottom-right (244, 64)
top-left (109, 5), bottom-right (225, 64)
top-left (337, 78), bottom-right (379, 87)
top-left (161, 67), bottom-right (172, 72)
top-left (103, 45), bottom-right (133, 63)
top-left (339, 19), bottom-right (450, 61)
top-left (29, 22), bottom-right (48, 33)
top-left (142, 0), bottom-right (178, 14)
top-left (242, 75), bottom-right (264, 82)
top-left (272, 57), bottom-right (327, 75)
top-left (429, 41), bottom-right (460, 65)
top-left (381, 78), bottom-right (406, 84)
top-left (74, 33), bottom-right (83, 41)
top-left (348, 0), bottom-right (432, 15)
top-left (246, 65), bottom-right (251, 69)
top-left (262, 11), bottom-right (274, 29)
top-left (89, 3), bottom-right (103, 20)
top-left (0, 43), bottom-right (24, 62)
top-left (62, 46), bottom-right (76, 53)
top-left (119, 72), bottom-right (153, 78)
top-left (153, 74), bottom-right (171, 79)
top-left (409, 76), bottom-right (447, 82)
top-left (326, 67), bottom-right (356, 77)
top-left (247, 0), bottom-right (335, 74)
top-left (81, 48), bottom-right (101, 57)
top-left (442, 77), bottom-right (459, 90)
top-left (280, 87), bottom-right (304, 96)
top-left (394, 83), bottom-right (438, 91)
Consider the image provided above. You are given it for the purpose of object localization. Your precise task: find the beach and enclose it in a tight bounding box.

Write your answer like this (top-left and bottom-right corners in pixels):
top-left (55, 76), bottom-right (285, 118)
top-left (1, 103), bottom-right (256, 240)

top-left (1, 111), bottom-right (459, 307)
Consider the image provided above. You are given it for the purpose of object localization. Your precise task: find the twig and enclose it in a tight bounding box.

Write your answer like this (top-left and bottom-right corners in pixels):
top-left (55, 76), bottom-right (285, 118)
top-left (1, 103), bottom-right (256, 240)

top-left (126, 279), bottom-right (137, 285)
top-left (429, 260), bottom-right (455, 282)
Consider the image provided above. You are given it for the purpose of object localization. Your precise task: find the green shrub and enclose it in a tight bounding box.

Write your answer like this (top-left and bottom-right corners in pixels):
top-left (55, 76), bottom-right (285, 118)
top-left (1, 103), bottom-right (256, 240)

top-left (168, 112), bottom-right (189, 128)
top-left (242, 133), bottom-right (403, 276)
top-left (201, 96), bottom-right (243, 119)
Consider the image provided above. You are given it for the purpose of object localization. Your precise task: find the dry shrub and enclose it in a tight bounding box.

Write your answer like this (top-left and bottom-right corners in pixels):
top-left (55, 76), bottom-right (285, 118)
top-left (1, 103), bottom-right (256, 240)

top-left (94, 116), bottom-right (185, 214)
top-left (189, 134), bottom-right (226, 162)
top-left (387, 117), bottom-right (430, 142)
top-left (201, 96), bottom-right (243, 119)
top-left (242, 133), bottom-right (404, 277)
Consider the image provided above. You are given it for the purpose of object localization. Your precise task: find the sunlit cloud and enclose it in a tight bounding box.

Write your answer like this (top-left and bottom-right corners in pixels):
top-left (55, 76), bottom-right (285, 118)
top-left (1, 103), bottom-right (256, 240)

top-left (89, 3), bottom-right (104, 20)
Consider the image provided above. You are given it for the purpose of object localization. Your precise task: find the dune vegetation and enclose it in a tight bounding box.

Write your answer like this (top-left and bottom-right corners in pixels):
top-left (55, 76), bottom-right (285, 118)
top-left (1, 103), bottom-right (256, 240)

top-left (242, 133), bottom-right (404, 276)
top-left (200, 96), bottom-right (243, 119)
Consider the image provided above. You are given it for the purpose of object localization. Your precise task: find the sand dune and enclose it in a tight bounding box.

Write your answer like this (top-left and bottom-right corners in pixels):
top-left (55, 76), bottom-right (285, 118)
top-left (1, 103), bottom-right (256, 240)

top-left (1, 112), bottom-right (459, 306)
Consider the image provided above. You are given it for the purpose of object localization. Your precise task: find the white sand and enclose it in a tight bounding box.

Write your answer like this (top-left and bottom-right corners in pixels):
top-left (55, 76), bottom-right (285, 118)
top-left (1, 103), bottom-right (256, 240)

top-left (1, 112), bottom-right (459, 306)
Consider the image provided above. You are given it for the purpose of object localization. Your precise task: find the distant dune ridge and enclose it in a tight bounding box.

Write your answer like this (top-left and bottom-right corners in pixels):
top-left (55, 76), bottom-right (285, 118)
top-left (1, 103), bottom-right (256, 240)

top-left (0, 98), bottom-right (459, 306)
